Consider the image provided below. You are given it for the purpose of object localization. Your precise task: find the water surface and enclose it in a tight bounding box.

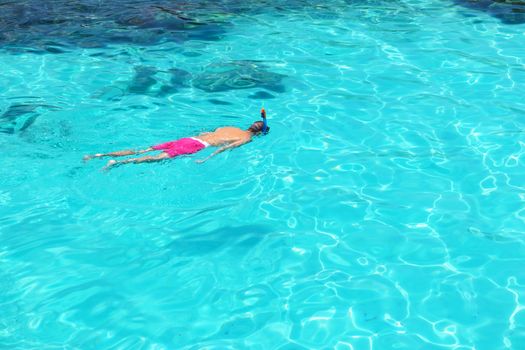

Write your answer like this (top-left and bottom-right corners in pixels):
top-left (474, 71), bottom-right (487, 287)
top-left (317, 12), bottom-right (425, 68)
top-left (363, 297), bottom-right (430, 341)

top-left (1, 1), bottom-right (525, 349)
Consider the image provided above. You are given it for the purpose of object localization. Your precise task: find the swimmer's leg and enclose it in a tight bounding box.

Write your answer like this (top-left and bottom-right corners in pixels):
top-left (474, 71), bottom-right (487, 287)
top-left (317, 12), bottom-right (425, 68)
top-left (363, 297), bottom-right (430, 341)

top-left (103, 152), bottom-right (170, 170)
top-left (84, 147), bottom-right (154, 162)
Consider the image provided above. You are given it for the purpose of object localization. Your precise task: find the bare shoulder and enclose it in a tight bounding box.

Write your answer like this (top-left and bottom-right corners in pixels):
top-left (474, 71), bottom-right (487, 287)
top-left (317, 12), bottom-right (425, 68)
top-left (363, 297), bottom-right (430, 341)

top-left (241, 134), bottom-right (252, 143)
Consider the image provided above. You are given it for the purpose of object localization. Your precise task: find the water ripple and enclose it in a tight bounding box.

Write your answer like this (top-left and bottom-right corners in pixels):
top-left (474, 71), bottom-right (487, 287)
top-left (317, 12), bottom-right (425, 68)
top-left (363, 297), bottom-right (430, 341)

top-left (2, 0), bottom-right (525, 349)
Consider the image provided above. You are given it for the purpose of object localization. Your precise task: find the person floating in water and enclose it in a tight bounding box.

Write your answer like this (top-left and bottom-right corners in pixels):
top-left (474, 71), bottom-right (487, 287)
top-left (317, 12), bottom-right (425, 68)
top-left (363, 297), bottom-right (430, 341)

top-left (84, 108), bottom-right (270, 170)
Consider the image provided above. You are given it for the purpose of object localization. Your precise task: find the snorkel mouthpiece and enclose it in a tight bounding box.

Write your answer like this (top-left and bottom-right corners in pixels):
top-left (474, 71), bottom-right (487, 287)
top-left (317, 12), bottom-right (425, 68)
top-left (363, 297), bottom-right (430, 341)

top-left (261, 108), bottom-right (269, 135)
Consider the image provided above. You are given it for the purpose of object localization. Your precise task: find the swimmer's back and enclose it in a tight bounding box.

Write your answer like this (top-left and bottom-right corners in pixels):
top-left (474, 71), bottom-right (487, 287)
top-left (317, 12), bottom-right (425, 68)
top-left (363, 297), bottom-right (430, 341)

top-left (197, 126), bottom-right (251, 146)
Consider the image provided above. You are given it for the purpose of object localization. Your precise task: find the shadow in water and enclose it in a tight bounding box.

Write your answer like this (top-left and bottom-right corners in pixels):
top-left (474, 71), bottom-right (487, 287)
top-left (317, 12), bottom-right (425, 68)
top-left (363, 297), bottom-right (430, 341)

top-left (0, 103), bottom-right (59, 134)
top-left (193, 61), bottom-right (286, 93)
top-left (166, 224), bottom-right (272, 257)
top-left (93, 60), bottom-right (287, 100)
top-left (128, 66), bottom-right (158, 94)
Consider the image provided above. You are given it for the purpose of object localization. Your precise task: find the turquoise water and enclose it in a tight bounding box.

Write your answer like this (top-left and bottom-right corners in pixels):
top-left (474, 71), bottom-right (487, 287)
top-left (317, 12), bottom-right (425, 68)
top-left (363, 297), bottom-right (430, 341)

top-left (1, 1), bottom-right (525, 349)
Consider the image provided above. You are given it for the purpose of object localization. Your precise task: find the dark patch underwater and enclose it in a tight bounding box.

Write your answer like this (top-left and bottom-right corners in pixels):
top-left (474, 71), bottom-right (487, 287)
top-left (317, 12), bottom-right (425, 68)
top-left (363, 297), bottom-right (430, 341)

top-left (0, 0), bottom-right (370, 53)
top-left (454, 0), bottom-right (525, 24)
top-left (192, 61), bottom-right (286, 93)
top-left (0, 0), bottom-right (233, 53)
top-left (92, 60), bottom-right (287, 100)
top-left (0, 103), bottom-right (59, 134)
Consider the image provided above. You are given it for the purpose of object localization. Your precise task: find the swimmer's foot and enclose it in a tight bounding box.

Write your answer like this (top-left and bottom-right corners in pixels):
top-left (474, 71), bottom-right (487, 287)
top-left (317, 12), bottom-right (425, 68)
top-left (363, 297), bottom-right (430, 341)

top-left (83, 154), bottom-right (103, 162)
top-left (102, 159), bottom-right (117, 171)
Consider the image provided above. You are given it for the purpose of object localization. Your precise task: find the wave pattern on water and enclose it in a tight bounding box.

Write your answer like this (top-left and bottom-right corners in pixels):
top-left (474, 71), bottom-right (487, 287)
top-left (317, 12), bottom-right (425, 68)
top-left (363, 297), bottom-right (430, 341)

top-left (1, 0), bottom-right (525, 349)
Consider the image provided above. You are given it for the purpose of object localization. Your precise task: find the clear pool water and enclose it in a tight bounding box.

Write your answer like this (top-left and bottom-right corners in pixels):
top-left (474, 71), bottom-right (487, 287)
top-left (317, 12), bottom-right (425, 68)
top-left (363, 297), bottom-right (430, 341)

top-left (1, 1), bottom-right (525, 349)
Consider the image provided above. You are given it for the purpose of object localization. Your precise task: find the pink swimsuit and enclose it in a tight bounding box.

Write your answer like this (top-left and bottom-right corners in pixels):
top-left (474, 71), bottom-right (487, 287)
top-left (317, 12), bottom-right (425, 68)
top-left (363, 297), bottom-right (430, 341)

top-left (152, 137), bottom-right (209, 158)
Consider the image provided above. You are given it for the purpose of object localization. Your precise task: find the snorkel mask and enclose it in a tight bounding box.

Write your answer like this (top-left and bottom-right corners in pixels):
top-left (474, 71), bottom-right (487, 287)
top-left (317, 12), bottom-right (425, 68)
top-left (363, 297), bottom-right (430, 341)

top-left (261, 108), bottom-right (269, 135)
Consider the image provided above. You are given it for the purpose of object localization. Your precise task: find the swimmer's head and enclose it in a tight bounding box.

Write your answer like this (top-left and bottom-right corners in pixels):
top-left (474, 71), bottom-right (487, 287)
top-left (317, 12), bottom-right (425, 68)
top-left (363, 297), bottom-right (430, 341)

top-left (248, 121), bottom-right (270, 134)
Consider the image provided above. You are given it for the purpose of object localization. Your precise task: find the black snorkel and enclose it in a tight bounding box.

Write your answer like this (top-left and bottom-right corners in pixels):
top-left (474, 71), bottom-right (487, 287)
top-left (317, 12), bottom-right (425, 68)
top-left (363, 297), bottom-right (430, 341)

top-left (261, 108), bottom-right (269, 135)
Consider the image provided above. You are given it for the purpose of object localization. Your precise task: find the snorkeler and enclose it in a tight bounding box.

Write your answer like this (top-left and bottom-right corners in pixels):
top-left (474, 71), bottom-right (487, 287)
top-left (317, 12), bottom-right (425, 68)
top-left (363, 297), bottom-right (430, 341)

top-left (84, 109), bottom-right (270, 170)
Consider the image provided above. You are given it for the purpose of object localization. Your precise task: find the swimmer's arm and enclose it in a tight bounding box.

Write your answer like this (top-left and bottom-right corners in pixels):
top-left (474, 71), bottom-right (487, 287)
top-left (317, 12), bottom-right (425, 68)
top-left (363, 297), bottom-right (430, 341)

top-left (196, 139), bottom-right (249, 163)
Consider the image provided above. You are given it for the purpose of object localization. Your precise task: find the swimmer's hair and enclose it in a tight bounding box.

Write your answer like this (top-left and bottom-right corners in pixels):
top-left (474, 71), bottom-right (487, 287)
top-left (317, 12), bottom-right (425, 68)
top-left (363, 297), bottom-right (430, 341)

top-left (248, 121), bottom-right (270, 134)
